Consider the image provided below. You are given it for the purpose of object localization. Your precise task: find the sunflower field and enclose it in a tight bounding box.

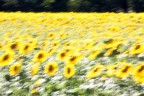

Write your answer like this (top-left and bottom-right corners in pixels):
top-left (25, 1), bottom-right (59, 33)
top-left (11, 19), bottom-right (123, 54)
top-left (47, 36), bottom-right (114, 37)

top-left (0, 12), bottom-right (144, 96)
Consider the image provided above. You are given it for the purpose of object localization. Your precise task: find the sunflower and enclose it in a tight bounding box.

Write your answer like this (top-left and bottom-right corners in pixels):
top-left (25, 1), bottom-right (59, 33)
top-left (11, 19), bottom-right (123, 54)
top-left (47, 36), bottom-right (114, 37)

top-left (51, 41), bottom-right (60, 49)
top-left (115, 63), bottom-right (133, 78)
top-left (31, 64), bottom-right (39, 76)
top-left (47, 48), bottom-right (56, 57)
top-left (59, 32), bottom-right (67, 39)
top-left (84, 41), bottom-right (95, 50)
top-left (66, 54), bottom-right (84, 65)
top-left (106, 64), bottom-right (118, 76)
top-left (132, 64), bottom-right (144, 84)
top-left (9, 43), bottom-right (18, 50)
top-left (103, 38), bottom-right (122, 49)
top-left (33, 50), bottom-right (47, 63)
top-left (7, 41), bottom-right (21, 51)
top-left (63, 42), bottom-right (72, 47)
top-left (47, 32), bottom-right (56, 39)
top-left (128, 44), bottom-right (144, 55)
top-left (63, 65), bottom-right (75, 78)
top-left (0, 51), bottom-right (14, 66)
top-left (88, 48), bottom-right (101, 60)
top-left (19, 43), bottom-right (34, 55)
top-left (56, 51), bottom-right (68, 61)
top-left (9, 63), bottom-right (22, 76)
top-left (30, 88), bottom-right (38, 94)
top-left (40, 41), bottom-right (49, 50)
top-left (28, 39), bottom-right (37, 47)
top-left (61, 47), bottom-right (74, 54)
top-left (86, 64), bottom-right (104, 79)
top-left (104, 48), bottom-right (115, 56)
top-left (44, 61), bottom-right (58, 76)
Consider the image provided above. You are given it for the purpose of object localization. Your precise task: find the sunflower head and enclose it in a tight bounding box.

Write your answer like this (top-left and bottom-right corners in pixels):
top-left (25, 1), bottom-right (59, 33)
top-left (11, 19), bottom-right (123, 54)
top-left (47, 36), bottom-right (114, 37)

top-left (28, 39), bottom-right (37, 48)
top-left (63, 65), bottom-right (75, 78)
top-left (106, 64), bottom-right (118, 76)
top-left (6, 42), bottom-right (18, 51)
top-left (31, 64), bottom-right (39, 76)
top-left (133, 64), bottom-right (144, 77)
top-left (115, 63), bottom-right (133, 78)
top-left (132, 63), bottom-right (144, 84)
top-left (56, 51), bottom-right (68, 61)
top-left (0, 51), bottom-right (14, 66)
top-left (9, 63), bottom-right (22, 76)
top-left (134, 64), bottom-right (144, 73)
top-left (44, 61), bottom-right (58, 76)
top-left (31, 89), bottom-right (38, 94)
top-left (51, 41), bottom-right (60, 49)
top-left (19, 43), bottom-right (34, 55)
top-left (66, 54), bottom-right (84, 65)
top-left (129, 44), bottom-right (144, 55)
top-left (33, 51), bottom-right (47, 63)
top-left (88, 49), bottom-right (101, 60)
top-left (47, 48), bottom-right (56, 57)
top-left (47, 33), bottom-right (56, 39)
top-left (86, 64), bottom-right (104, 79)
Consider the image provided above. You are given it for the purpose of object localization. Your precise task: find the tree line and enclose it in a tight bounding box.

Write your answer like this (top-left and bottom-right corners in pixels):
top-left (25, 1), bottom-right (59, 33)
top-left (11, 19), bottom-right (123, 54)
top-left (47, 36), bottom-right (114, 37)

top-left (0, 0), bottom-right (144, 12)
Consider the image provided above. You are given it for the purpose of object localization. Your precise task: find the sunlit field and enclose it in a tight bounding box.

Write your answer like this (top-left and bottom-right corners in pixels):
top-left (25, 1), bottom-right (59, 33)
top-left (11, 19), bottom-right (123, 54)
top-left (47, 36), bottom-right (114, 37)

top-left (0, 12), bottom-right (144, 96)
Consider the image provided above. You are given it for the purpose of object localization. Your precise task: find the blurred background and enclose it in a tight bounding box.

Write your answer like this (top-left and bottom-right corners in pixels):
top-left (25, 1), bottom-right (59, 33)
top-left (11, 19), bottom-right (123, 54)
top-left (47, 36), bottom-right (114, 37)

top-left (0, 0), bottom-right (144, 12)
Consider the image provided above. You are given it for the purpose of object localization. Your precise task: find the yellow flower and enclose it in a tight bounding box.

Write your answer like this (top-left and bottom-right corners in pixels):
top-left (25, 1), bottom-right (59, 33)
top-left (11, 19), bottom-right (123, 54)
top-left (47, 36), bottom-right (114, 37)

top-left (115, 63), bottom-right (133, 78)
top-left (34, 80), bottom-right (42, 87)
top-left (31, 64), bottom-right (39, 76)
top-left (51, 41), bottom-right (60, 49)
top-left (103, 38), bottom-right (122, 49)
top-left (9, 63), bottom-right (22, 76)
top-left (104, 48), bottom-right (115, 56)
top-left (47, 32), bottom-right (56, 39)
top-left (63, 65), bottom-right (75, 78)
top-left (84, 41), bottom-right (95, 50)
top-left (6, 41), bottom-right (20, 51)
top-left (106, 64), bottom-right (118, 76)
top-left (59, 32), bottom-right (67, 39)
top-left (47, 48), bottom-right (56, 57)
top-left (56, 51), bottom-right (68, 61)
top-left (31, 89), bottom-right (38, 94)
top-left (40, 41), bottom-right (49, 49)
top-left (61, 47), bottom-right (74, 54)
top-left (19, 43), bottom-right (34, 55)
top-left (66, 54), bottom-right (84, 65)
top-left (129, 44), bottom-right (144, 55)
top-left (86, 64), bottom-right (104, 79)
top-left (88, 48), bottom-right (101, 60)
top-left (0, 51), bottom-right (14, 66)
top-left (108, 26), bottom-right (121, 33)
top-left (33, 50), bottom-right (47, 63)
top-left (63, 41), bottom-right (73, 47)
top-left (132, 64), bottom-right (144, 84)
top-left (133, 76), bottom-right (144, 84)
top-left (28, 39), bottom-right (37, 48)
top-left (44, 61), bottom-right (58, 76)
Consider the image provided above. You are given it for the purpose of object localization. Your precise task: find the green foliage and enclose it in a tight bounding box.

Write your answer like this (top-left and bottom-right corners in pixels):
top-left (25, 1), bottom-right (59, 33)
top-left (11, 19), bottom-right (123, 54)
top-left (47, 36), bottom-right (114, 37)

top-left (41, 0), bottom-right (55, 11)
top-left (0, 0), bottom-right (144, 12)
top-left (67, 0), bottom-right (81, 11)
